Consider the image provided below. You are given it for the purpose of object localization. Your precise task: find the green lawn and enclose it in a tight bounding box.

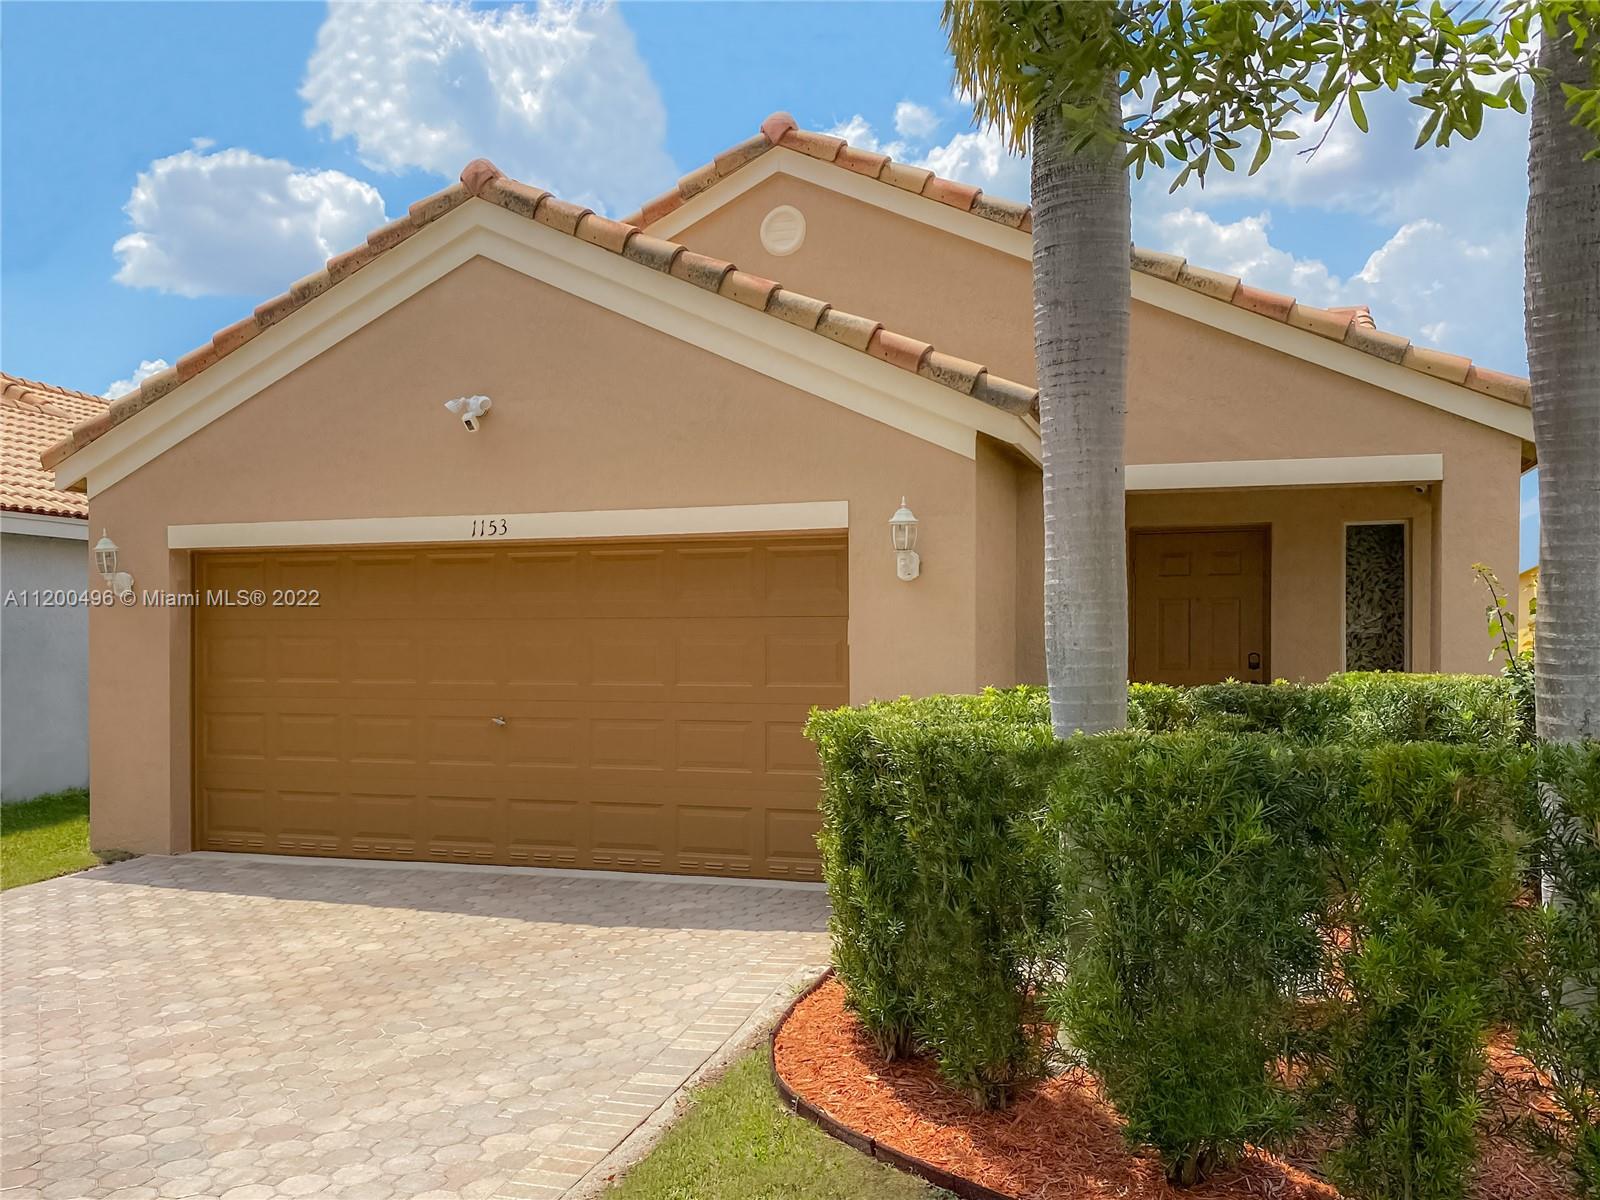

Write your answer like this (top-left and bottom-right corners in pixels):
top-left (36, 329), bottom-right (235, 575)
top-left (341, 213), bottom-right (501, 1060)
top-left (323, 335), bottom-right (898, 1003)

top-left (1, 789), bottom-right (126, 891)
top-left (607, 1048), bottom-right (942, 1200)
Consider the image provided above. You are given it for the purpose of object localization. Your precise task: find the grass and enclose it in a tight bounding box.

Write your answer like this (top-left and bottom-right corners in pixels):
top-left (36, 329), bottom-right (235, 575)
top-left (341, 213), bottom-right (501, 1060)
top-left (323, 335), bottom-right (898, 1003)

top-left (0, 789), bottom-right (127, 891)
top-left (607, 1047), bottom-right (943, 1200)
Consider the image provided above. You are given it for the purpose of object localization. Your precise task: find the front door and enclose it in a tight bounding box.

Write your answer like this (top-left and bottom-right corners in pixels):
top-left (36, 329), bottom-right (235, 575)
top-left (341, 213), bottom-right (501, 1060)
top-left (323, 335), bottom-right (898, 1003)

top-left (1129, 527), bottom-right (1269, 685)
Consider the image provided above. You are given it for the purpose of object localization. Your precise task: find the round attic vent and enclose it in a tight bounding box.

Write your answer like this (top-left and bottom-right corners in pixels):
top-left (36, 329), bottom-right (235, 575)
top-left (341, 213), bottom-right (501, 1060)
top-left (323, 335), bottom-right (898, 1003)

top-left (759, 205), bottom-right (807, 256)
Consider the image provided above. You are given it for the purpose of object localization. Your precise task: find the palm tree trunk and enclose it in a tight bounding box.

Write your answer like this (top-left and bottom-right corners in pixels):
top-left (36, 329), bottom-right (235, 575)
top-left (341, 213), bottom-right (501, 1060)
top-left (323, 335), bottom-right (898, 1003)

top-left (1527, 25), bottom-right (1600, 745)
top-left (1032, 89), bottom-right (1131, 736)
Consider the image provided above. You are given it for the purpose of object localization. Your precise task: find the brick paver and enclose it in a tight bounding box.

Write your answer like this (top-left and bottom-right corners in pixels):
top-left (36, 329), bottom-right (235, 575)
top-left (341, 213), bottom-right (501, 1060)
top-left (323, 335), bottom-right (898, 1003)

top-left (1, 856), bottom-right (829, 1199)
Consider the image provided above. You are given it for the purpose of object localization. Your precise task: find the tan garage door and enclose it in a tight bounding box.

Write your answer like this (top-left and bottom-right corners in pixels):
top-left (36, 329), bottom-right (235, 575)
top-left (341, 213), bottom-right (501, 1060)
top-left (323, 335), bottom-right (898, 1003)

top-left (192, 535), bottom-right (848, 880)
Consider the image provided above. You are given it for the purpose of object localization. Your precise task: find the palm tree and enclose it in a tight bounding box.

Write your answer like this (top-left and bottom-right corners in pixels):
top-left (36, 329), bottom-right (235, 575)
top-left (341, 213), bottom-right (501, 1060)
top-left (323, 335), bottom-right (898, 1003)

top-left (947, 5), bottom-right (1133, 736)
top-left (1526, 19), bottom-right (1600, 746)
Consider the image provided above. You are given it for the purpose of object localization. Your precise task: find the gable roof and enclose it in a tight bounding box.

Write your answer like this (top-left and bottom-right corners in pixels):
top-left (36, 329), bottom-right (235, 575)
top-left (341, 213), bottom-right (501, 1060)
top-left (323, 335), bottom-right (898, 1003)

top-left (3, 374), bottom-right (107, 518)
top-left (627, 111), bottom-right (1532, 413)
top-left (42, 161), bottom-right (1039, 480)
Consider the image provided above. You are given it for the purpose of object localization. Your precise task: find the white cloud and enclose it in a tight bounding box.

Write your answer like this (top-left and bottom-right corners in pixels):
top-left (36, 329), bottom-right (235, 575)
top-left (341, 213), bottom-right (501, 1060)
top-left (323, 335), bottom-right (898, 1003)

top-left (301, 0), bottom-right (675, 215)
top-left (919, 126), bottom-right (1031, 204)
top-left (1145, 207), bottom-right (1525, 373)
top-left (894, 101), bottom-right (940, 140)
top-left (1148, 209), bottom-right (1342, 305)
top-left (113, 147), bottom-right (387, 298)
top-left (103, 359), bottom-right (171, 400)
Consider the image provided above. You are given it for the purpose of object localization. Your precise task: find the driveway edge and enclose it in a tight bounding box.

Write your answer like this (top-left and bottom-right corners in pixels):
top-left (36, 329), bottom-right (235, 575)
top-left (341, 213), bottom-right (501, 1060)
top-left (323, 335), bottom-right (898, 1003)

top-left (556, 962), bottom-right (829, 1199)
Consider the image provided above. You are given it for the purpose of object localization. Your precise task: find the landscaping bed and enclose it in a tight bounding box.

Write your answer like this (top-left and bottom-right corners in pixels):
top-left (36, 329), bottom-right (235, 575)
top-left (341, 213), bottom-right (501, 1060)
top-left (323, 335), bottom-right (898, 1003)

top-left (775, 974), bottom-right (1577, 1200)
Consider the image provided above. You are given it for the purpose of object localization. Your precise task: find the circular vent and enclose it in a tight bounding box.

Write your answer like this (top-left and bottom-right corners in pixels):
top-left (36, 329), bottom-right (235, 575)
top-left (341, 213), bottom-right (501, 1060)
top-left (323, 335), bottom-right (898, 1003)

top-left (759, 205), bottom-right (807, 256)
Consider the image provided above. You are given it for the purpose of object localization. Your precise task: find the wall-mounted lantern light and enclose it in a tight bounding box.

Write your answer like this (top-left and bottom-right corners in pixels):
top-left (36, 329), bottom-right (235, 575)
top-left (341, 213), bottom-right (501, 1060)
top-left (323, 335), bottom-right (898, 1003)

top-left (889, 499), bottom-right (920, 582)
top-left (93, 531), bottom-right (134, 598)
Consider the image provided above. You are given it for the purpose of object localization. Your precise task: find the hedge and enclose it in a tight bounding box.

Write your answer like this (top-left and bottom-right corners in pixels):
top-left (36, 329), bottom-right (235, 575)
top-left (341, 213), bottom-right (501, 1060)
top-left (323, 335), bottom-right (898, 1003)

top-left (806, 680), bottom-right (1590, 1197)
top-left (809, 692), bottom-right (1060, 1106)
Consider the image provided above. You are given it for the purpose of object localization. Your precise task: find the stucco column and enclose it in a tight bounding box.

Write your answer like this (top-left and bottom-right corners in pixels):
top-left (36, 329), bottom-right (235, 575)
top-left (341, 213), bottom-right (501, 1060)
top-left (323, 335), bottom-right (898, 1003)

top-left (1434, 446), bottom-right (1522, 673)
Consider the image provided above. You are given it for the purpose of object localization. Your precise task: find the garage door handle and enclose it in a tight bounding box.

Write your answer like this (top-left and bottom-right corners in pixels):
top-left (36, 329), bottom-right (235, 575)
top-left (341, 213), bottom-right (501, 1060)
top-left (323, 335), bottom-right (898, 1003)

top-left (491, 716), bottom-right (507, 727)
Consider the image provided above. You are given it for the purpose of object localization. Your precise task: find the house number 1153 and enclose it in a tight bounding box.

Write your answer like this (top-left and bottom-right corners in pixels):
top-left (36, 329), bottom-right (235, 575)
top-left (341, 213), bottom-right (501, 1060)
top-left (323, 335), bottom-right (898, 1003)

top-left (470, 518), bottom-right (509, 538)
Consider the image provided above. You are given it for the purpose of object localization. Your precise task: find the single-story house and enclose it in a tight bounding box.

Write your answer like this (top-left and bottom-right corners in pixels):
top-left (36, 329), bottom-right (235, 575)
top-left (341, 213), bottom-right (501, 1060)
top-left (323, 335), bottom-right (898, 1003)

top-left (43, 113), bottom-right (1533, 877)
top-left (3, 373), bottom-right (106, 801)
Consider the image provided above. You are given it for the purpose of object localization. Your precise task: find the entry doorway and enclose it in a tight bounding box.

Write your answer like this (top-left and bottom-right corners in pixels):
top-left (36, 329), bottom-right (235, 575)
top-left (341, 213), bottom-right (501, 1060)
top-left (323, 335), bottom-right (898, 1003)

top-left (1129, 526), bottom-right (1270, 685)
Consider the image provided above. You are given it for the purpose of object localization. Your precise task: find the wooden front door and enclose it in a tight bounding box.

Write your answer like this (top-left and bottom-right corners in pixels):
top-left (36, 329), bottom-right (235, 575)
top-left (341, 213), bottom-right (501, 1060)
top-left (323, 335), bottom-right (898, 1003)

top-left (1129, 527), bottom-right (1269, 685)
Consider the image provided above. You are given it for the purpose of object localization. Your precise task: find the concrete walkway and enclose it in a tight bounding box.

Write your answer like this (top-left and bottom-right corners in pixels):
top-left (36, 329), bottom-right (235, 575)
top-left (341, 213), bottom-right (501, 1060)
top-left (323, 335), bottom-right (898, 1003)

top-left (0, 855), bottom-right (830, 1199)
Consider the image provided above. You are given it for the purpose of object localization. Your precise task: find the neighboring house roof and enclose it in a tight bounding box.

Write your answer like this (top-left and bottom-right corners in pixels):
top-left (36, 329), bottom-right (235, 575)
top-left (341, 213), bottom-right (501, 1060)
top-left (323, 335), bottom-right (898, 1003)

top-left (627, 112), bottom-right (1531, 412)
top-left (2, 373), bottom-right (107, 518)
top-left (41, 160), bottom-right (1040, 477)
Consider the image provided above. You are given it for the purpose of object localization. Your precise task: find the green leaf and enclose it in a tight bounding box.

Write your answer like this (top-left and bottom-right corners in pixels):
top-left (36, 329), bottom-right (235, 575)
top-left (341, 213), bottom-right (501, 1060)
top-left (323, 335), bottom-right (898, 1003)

top-left (1349, 87), bottom-right (1369, 133)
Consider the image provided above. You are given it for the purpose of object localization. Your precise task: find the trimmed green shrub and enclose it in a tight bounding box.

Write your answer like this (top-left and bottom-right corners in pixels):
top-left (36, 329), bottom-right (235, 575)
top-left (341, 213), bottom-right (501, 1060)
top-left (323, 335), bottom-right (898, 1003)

top-left (807, 692), bottom-right (1059, 1107)
top-left (1513, 742), bottom-right (1600, 1194)
top-left (1322, 743), bottom-right (1530, 1200)
top-left (1048, 733), bottom-right (1328, 1183)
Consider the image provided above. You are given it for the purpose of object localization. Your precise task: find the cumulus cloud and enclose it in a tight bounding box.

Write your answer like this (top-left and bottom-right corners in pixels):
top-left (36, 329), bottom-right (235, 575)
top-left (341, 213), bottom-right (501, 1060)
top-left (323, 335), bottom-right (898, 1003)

top-left (837, 92), bottom-right (1529, 373)
top-left (301, 0), bottom-right (675, 214)
top-left (112, 147), bottom-right (387, 298)
top-left (104, 359), bottom-right (171, 400)
top-left (1146, 207), bottom-right (1525, 373)
top-left (894, 101), bottom-right (941, 140)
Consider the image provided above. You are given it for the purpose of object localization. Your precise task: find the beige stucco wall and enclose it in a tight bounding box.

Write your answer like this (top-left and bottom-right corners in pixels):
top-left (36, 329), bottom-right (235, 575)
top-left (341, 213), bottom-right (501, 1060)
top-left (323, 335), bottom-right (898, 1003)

top-left (677, 171), bottom-right (1522, 677)
top-left (84, 256), bottom-right (991, 855)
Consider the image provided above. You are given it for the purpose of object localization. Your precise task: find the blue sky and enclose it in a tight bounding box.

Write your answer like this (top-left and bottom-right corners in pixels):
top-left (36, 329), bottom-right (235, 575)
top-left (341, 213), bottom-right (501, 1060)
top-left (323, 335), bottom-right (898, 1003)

top-left (0, 1), bottom-right (1538, 566)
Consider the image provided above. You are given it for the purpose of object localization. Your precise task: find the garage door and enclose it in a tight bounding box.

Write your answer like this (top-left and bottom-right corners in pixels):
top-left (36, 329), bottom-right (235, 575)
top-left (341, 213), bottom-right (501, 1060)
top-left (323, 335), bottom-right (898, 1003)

top-left (192, 535), bottom-right (848, 880)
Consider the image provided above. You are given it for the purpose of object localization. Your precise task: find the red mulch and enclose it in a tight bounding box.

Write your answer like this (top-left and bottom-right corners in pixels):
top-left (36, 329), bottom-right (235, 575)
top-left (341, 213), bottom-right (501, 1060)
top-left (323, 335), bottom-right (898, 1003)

top-left (773, 978), bottom-right (1579, 1200)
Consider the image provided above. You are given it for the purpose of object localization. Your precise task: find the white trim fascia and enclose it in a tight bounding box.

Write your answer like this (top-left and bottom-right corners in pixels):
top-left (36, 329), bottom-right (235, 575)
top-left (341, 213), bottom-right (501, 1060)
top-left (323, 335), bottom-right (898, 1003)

top-left (1125, 453), bottom-right (1443, 492)
top-left (649, 150), bottom-right (1533, 442)
top-left (55, 201), bottom-right (1040, 495)
top-left (169, 500), bottom-right (849, 550)
top-left (1, 511), bottom-right (89, 539)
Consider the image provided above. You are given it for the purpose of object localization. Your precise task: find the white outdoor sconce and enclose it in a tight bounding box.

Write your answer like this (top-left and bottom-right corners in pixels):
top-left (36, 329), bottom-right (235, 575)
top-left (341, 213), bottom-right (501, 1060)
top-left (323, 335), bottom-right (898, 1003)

top-left (444, 393), bottom-right (493, 433)
top-left (93, 531), bottom-right (134, 598)
top-left (889, 499), bottom-right (920, 581)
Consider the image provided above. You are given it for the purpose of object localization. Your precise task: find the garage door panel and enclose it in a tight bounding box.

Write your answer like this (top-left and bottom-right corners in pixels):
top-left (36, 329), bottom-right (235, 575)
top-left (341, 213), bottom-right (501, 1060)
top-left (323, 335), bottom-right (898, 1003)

top-left (195, 535), bottom-right (845, 878)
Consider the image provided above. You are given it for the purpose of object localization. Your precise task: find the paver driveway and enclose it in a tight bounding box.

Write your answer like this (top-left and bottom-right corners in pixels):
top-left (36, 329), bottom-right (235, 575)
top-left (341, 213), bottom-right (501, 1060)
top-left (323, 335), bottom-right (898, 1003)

top-left (1, 855), bottom-right (830, 1200)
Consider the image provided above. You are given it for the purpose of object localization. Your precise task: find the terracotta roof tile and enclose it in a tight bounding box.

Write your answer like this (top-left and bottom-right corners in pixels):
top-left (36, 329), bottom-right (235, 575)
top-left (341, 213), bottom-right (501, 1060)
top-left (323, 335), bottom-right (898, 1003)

top-left (970, 193), bottom-right (1028, 229)
top-left (714, 133), bottom-right (772, 177)
top-left (919, 350), bottom-right (985, 394)
top-left (867, 328), bottom-right (932, 373)
top-left (669, 249), bottom-right (736, 292)
top-left (2, 373), bottom-right (107, 515)
top-left (1465, 365), bottom-right (1533, 406)
top-left (1232, 285), bottom-right (1295, 322)
top-left (1174, 263), bottom-right (1240, 303)
top-left (575, 213), bottom-right (636, 255)
top-left (622, 232), bottom-right (685, 274)
top-left (816, 309), bottom-right (883, 352)
top-left (766, 289), bottom-right (830, 330)
top-left (1402, 345), bottom-right (1472, 384)
top-left (974, 372), bottom-right (1041, 419)
top-left (1286, 303), bottom-right (1355, 341)
top-left (625, 113), bottom-right (1530, 412)
top-left (835, 145), bottom-right (890, 178)
top-left (483, 177), bottom-right (549, 222)
top-left (1343, 320), bottom-right (1411, 364)
top-left (879, 161), bottom-right (934, 194)
top-left (920, 175), bottom-right (979, 212)
top-left (777, 128), bottom-right (845, 161)
top-left (719, 269), bottom-right (781, 311)
top-left (42, 157), bottom-right (1044, 473)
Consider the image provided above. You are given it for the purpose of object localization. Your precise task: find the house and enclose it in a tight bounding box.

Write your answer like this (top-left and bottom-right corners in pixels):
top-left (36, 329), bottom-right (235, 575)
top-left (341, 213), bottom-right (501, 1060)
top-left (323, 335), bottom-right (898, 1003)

top-left (2, 374), bottom-right (106, 801)
top-left (42, 114), bottom-right (1533, 876)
